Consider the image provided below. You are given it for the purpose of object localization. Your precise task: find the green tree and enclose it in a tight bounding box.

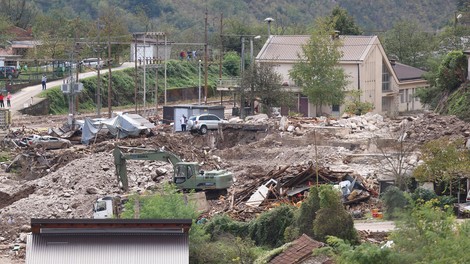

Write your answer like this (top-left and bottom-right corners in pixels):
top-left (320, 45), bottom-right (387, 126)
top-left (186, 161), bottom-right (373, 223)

top-left (327, 5), bottom-right (363, 35)
top-left (389, 200), bottom-right (470, 263)
top-left (294, 186), bottom-right (321, 237)
top-left (223, 51), bottom-right (240, 76)
top-left (380, 186), bottom-right (408, 219)
top-left (0, 0), bottom-right (37, 28)
top-left (413, 138), bottom-right (470, 195)
top-left (313, 185), bottom-right (358, 243)
top-left (0, 16), bottom-right (12, 47)
top-left (416, 50), bottom-right (469, 120)
top-left (344, 90), bottom-right (374, 115)
top-left (31, 10), bottom-right (74, 60)
top-left (249, 205), bottom-right (295, 248)
top-left (241, 63), bottom-right (294, 116)
top-left (382, 19), bottom-right (436, 68)
top-left (289, 18), bottom-right (348, 116)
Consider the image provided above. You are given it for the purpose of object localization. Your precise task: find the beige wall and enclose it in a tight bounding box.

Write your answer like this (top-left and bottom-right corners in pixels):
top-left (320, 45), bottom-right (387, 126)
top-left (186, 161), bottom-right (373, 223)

top-left (265, 39), bottom-right (403, 117)
top-left (398, 82), bottom-right (428, 112)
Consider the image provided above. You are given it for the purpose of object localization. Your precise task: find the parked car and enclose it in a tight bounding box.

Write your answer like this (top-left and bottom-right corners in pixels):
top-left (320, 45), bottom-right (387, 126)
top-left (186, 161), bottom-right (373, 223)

top-left (187, 114), bottom-right (227, 134)
top-left (81, 58), bottom-right (104, 68)
top-left (0, 66), bottom-right (20, 79)
top-left (16, 135), bottom-right (41, 147)
top-left (31, 136), bottom-right (72, 149)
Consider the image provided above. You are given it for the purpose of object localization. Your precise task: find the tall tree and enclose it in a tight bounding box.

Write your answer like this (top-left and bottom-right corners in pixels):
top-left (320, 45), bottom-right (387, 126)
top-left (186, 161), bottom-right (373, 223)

top-left (382, 20), bottom-right (436, 69)
top-left (327, 5), bottom-right (363, 35)
top-left (413, 138), bottom-right (470, 195)
top-left (241, 63), bottom-right (293, 117)
top-left (0, 0), bottom-right (37, 28)
top-left (31, 10), bottom-right (74, 60)
top-left (289, 18), bottom-right (348, 116)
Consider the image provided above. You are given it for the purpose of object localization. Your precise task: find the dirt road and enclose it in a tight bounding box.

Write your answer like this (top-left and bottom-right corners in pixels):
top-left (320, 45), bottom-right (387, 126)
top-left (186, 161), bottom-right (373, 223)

top-left (354, 220), bottom-right (396, 232)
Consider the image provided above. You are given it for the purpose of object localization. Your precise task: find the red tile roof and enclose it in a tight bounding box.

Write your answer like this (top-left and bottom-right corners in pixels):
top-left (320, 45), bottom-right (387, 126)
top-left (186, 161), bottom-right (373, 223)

top-left (6, 26), bottom-right (33, 40)
top-left (269, 234), bottom-right (325, 264)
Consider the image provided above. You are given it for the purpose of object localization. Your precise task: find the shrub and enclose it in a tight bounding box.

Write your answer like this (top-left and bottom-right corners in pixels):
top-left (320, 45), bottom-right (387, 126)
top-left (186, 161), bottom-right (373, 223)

top-left (295, 186), bottom-right (321, 237)
top-left (204, 214), bottom-right (250, 240)
top-left (313, 185), bottom-right (358, 243)
top-left (380, 186), bottom-right (408, 219)
top-left (249, 205), bottom-right (295, 248)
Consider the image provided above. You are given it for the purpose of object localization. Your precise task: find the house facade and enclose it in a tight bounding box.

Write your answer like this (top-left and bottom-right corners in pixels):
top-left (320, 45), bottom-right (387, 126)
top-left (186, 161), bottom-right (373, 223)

top-left (391, 60), bottom-right (428, 112)
top-left (256, 35), bottom-right (428, 117)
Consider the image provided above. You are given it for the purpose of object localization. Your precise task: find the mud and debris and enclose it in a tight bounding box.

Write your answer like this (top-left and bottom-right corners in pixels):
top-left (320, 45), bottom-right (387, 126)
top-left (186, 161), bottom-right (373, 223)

top-left (0, 110), bottom-right (468, 263)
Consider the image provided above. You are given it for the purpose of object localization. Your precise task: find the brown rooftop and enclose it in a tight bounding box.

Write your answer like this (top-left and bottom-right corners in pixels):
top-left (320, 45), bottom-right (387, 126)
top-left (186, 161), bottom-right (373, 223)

top-left (269, 234), bottom-right (325, 264)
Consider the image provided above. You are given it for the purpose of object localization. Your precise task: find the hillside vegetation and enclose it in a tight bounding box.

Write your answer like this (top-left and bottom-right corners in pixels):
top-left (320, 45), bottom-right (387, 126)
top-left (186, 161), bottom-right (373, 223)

top-left (44, 60), bottom-right (226, 114)
top-left (29, 0), bottom-right (458, 37)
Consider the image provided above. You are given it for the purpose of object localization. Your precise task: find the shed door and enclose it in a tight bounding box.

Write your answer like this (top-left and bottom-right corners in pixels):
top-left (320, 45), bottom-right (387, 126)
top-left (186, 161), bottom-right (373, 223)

top-left (299, 97), bottom-right (309, 117)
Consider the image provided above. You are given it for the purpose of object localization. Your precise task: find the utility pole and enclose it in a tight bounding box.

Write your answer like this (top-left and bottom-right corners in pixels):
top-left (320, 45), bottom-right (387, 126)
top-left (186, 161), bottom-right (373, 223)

top-left (204, 9), bottom-right (208, 104)
top-left (143, 32), bottom-right (147, 115)
top-left (107, 34), bottom-right (112, 118)
top-left (164, 35), bottom-right (167, 105)
top-left (134, 33), bottom-right (138, 113)
top-left (219, 13), bottom-right (223, 105)
top-left (240, 36), bottom-right (245, 119)
top-left (96, 18), bottom-right (102, 117)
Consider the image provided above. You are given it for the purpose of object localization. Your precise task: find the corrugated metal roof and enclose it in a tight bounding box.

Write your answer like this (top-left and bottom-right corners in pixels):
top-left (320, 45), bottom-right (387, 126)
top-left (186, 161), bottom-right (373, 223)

top-left (26, 233), bottom-right (189, 264)
top-left (256, 35), bottom-right (377, 63)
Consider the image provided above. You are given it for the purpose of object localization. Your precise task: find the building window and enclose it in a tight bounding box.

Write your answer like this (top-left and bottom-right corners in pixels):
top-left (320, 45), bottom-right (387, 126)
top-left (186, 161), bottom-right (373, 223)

top-left (382, 63), bottom-right (390, 91)
top-left (332, 105), bottom-right (340, 112)
top-left (399, 90), bottom-right (405, 103)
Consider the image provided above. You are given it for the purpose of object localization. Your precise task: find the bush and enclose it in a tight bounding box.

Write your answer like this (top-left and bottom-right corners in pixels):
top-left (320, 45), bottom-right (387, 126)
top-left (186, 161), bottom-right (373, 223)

top-left (249, 205), bottom-right (295, 248)
top-left (223, 51), bottom-right (240, 76)
top-left (295, 186), bottom-right (321, 237)
top-left (204, 214), bottom-right (250, 240)
top-left (190, 234), bottom-right (264, 264)
top-left (313, 185), bottom-right (358, 243)
top-left (381, 186), bottom-right (408, 219)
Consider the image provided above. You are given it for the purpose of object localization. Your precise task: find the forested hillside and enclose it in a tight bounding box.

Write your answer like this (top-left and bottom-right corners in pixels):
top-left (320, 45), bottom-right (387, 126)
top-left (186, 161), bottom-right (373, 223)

top-left (16, 0), bottom-right (460, 35)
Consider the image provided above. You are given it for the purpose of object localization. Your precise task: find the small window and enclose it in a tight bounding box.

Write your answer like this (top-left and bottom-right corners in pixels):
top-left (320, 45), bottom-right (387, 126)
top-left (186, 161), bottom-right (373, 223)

top-left (382, 63), bottom-right (390, 91)
top-left (95, 201), bottom-right (107, 212)
top-left (399, 90), bottom-right (405, 103)
top-left (332, 105), bottom-right (340, 112)
top-left (208, 115), bottom-right (219, 121)
top-left (187, 166), bottom-right (193, 178)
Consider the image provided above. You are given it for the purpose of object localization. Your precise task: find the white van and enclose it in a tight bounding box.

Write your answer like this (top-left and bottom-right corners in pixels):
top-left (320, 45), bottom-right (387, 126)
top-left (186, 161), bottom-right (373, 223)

top-left (81, 58), bottom-right (104, 68)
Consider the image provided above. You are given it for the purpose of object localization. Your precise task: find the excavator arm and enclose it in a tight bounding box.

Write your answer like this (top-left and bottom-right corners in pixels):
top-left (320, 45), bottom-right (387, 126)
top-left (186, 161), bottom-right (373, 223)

top-left (113, 146), bottom-right (183, 191)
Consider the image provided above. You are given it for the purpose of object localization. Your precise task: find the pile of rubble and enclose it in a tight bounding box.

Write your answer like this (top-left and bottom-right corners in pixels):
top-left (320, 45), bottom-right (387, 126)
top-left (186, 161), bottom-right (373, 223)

top-left (1, 111), bottom-right (468, 263)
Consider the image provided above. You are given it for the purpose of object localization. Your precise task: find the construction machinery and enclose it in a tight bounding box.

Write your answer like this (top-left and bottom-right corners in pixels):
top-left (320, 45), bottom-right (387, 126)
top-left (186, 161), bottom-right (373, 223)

top-left (113, 146), bottom-right (233, 192)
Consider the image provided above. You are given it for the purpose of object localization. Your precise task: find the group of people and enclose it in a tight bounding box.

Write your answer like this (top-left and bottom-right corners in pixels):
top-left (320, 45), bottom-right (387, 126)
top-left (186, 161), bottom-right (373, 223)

top-left (0, 92), bottom-right (12, 108)
top-left (179, 50), bottom-right (198, 61)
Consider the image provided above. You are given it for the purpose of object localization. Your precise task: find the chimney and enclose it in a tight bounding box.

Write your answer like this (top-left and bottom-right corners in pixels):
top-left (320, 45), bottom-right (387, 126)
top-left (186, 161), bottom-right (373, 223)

top-left (390, 59), bottom-right (396, 66)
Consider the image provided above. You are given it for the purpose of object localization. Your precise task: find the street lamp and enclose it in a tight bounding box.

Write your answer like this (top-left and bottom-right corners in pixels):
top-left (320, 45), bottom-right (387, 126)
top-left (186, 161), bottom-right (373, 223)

top-left (198, 59), bottom-right (202, 105)
top-left (264, 17), bottom-right (274, 36)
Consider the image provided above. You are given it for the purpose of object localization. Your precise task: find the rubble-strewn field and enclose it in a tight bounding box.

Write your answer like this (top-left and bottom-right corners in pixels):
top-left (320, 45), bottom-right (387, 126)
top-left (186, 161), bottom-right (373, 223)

top-left (0, 111), bottom-right (469, 263)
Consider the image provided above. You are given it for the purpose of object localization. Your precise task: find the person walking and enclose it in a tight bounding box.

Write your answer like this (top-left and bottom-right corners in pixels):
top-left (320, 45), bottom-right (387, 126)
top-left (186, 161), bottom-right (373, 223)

top-left (180, 115), bottom-right (187, 131)
top-left (41, 74), bottom-right (47, 90)
top-left (6, 92), bottom-right (11, 108)
top-left (0, 93), bottom-right (4, 108)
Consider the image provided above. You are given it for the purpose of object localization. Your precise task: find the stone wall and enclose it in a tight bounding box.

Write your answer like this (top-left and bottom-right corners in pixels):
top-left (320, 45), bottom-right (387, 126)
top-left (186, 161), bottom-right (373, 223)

top-left (18, 97), bottom-right (49, 116)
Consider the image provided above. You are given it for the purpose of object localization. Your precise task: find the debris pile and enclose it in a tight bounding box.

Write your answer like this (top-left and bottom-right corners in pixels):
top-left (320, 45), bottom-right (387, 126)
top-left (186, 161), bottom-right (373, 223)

top-left (402, 112), bottom-right (470, 142)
